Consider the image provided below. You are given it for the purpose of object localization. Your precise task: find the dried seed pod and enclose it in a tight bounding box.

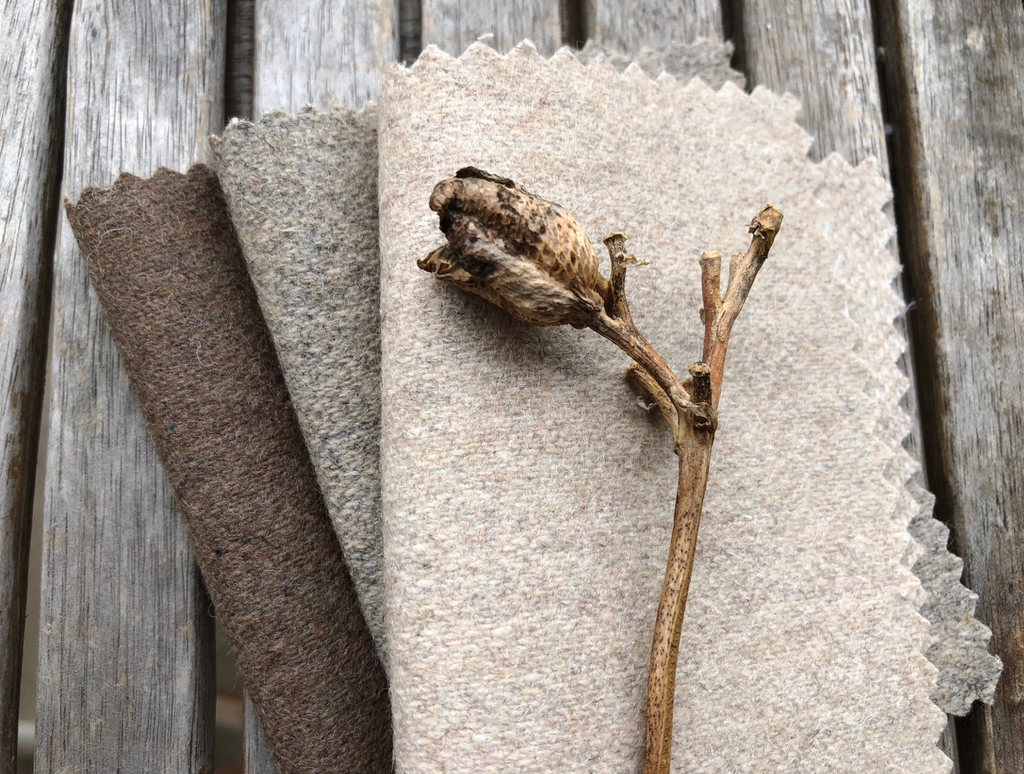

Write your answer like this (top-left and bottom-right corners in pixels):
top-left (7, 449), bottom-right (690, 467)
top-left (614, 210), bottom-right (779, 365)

top-left (418, 167), bottom-right (611, 328)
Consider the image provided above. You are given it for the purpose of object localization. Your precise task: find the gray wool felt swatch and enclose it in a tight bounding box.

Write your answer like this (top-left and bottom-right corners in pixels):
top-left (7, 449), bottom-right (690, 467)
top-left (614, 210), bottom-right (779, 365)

top-left (211, 108), bottom-right (388, 656)
top-left (374, 43), bottom-right (978, 773)
top-left (575, 38), bottom-right (744, 90)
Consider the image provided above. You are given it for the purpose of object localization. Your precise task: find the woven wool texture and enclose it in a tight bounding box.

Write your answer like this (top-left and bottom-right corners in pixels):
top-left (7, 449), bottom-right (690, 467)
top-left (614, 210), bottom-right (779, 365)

top-left (64, 166), bottom-right (392, 774)
top-left (210, 109), bottom-right (388, 655)
top-left (376, 44), bottom-right (950, 773)
top-left (908, 480), bottom-right (1002, 713)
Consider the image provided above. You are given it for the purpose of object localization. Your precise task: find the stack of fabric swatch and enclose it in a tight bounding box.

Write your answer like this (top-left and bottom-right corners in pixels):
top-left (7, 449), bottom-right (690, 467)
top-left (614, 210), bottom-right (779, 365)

top-left (64, 43), bottom-right (1000, 774)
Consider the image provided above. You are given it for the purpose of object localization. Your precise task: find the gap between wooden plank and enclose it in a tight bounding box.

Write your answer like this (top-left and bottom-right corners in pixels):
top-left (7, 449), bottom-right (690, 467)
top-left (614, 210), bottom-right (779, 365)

top-left (401, 0), bottom-right (423, 62)
top-left (873, 1), bottom-right (1024, 771)
top-left (718, 0), bottom-right (747, 87)
top-left (560, 0), bottom-right (586, 48)
top-left (227, 0), bottom-right (256, 121)
top-left (869, 2), bottom-right (960, 765)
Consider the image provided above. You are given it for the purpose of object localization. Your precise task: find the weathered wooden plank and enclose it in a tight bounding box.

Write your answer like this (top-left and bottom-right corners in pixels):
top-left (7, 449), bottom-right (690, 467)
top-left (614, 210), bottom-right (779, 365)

top-left (735, 0), bottom-right (887, 170)
top-left (34, 0), bottom-right (226, 770)
top-left (244, 693), bottom-right (280, 774)
top-left (0, 0), bottom-right (70, 767)
top-left (584, 0), bottom-right (721, 51)
top-left (253, 0), bottom-right (396, 114)
top-left (420, 0), bottom-right (562, 56)
top-left (875, 1), bottom-right (1024, 771)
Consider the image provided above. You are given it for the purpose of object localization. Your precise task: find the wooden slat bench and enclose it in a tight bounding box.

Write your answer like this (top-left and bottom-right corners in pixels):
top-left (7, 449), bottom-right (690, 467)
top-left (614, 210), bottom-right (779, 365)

top-left (1, 0), bottom-right (1020, 771)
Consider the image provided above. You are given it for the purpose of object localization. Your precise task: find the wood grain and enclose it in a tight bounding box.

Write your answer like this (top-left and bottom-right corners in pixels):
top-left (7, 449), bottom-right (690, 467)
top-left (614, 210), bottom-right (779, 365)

top-left (584, 0), bottom-right (721, 51)
top-left (34, 1), bottom-right (225, 770)
top-left (735, 0), bottom-right (887, 169)
top-left (876, 1), bottom-right (1024, 772)
top-left (420, 0), bottom-right (562, 56)
top-left (253, 0), bottom-right (395, 114)
top-left (244, 692), bottom-right (281, 774)
top-left (0, 0), bottom-right (70, 767)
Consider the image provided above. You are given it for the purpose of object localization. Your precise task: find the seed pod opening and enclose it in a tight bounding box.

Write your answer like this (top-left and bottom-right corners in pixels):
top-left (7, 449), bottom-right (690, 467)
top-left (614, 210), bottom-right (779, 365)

top-left (418, 168), bottom-right (610, 328)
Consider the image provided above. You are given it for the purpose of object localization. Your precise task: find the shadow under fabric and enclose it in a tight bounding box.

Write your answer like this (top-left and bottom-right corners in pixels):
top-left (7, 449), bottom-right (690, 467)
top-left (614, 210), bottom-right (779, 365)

top-left (64, 166), bottom-right (392, 774)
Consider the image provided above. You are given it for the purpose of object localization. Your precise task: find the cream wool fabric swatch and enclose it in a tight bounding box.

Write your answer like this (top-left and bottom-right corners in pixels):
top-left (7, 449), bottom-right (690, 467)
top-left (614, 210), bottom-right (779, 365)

top-left (377, 43), bottom-right (949, 773)
top-left (815, 160), bottom-right (1001, 715)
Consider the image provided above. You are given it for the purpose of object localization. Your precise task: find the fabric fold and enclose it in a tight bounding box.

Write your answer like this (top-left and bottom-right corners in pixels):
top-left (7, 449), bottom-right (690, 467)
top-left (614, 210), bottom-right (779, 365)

top-left (211, 109), bottom-right (388, 657)
top-left (65, 165), bottom-right (392, 774)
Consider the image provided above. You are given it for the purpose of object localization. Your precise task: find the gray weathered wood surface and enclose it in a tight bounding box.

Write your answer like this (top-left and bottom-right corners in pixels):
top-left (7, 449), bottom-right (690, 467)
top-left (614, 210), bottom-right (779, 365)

top-left (876, 1), bottom-right (1024, 772)
top-left (253, 0), bottom-right (395, 114)
top-left (244, 693), bottom-right (279, 774)
top-left (735, 0), bottom-right (887, 171)
top-left (420, 0), bottom-right (562, 55)
top-left (33, 0), bottom-right (225, 770)
top-left (585, 0), bottom-right (720, 51)
top-left (3, 0), bottom-right (1021, 772)
top-left (0, 1), bottom-right (69, 768)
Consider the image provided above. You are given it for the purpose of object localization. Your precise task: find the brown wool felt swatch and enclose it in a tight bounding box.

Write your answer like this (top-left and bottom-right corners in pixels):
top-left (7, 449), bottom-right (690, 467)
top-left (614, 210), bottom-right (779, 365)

top-left (64, 165), bottom-right (392, 774)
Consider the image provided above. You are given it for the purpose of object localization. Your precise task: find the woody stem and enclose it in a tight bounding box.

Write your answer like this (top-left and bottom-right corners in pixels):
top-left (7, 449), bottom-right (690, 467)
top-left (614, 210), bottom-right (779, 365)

top-left (601, 208), bottom-right (781, 774)
top-left (643, 416), bottom-right (715, 774)
top-left (643, 208), bottom-right (781, 773)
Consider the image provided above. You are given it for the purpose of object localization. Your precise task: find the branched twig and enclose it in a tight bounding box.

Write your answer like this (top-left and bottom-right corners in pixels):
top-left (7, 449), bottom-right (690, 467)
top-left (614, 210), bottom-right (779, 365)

top-left (627, 363), bottom-right (677, 427)
top-left (420, 169), bottom-right (782, 774)
top-left (704, 206), bottom-right (783, 407)
top-left (634, 205), bottom-right (782, 774)
top-left (593, 209), bottom-right (782, 774)
top-left (590, 234), bottom-right (689, 410)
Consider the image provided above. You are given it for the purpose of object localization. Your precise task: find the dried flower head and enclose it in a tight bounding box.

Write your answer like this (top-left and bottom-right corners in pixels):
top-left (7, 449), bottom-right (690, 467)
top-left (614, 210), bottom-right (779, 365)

top-left (418, 167), bottom-right (611, 328)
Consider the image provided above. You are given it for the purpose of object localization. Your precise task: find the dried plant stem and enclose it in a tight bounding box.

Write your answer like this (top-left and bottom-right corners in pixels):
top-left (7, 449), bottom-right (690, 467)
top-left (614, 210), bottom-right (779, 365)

top-left (644, 425), bottom-right (713, 774)
top-left (598, 207), bottom-right (782, 774)
top-left (590, 233), bottom-right (689, 412)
